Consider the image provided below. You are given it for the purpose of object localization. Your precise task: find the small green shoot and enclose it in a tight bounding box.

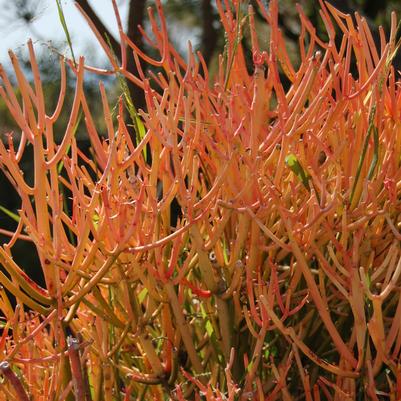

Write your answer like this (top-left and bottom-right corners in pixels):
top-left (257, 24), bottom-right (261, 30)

top-left (56, 0), bottom-right (77, 67)
top-left (224, 4), bottom-right (246, 90)
top-left (104, 35), bottom-right (147, 153)
top-left (350, 105), bottom-right (377, 204)
top-left (0, 205), bottom-right (20, 223)
top-left (138, 288), bottom-right (148, 304)
top-left (285, 153), bottom-right (310, 191)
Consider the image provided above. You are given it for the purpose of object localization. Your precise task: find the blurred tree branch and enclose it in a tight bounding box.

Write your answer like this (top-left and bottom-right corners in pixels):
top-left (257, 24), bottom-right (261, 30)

top-left (201, 0), bottom-right (218, 66)
top-left (76, 0), bottom-right (146, 112)
top-left (126, 0), bottom-right (147, 112)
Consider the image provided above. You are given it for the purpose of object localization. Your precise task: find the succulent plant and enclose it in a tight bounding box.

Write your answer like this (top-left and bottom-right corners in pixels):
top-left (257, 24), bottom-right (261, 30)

top-left (0, 0), bottom-right (401, 399)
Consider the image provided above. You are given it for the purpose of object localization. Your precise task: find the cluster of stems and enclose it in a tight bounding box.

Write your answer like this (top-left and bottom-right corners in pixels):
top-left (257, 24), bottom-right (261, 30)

top-left (0, 0), bottom-right (401, 399)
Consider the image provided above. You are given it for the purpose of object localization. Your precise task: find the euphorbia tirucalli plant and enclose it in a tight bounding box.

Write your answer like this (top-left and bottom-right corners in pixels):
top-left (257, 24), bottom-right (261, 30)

top-left (1, 0), bottom-right (401, 399)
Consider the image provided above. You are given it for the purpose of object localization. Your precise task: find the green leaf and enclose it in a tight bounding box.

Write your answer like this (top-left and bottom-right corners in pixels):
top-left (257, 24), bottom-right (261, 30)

top-left (104, 35), bottom-right (147, 155)
top-left (246, 359), bottom-right (254, 373)
top-left (200, 303), bottom-right (214, 337)
top-left (367, 126), bottom-right (379, 180)
top-left (222, 241), bottom-right (230, 265)
top-left (224, 4), bottom-right (246, 90)
top-left (56, 0), bottom-right (76, 66)
top-left (138, 288), bottom-right (148, 304)
top-left (264, 348), bottom-right (270, 360)
top-left (285, 153), bottom-right (310, 191)
top-left (135, 114), bottom-right (146, 143)
top-left (0, 205), bottom-right (20, 223)
top-left (350, 105), bottom-right (377, 204)
top-left (205, 320), bottom-right (214, 337)
top-left (91, 211), bottom-right (100, 228)
top-left (117, 72), bottom-right (146, 144)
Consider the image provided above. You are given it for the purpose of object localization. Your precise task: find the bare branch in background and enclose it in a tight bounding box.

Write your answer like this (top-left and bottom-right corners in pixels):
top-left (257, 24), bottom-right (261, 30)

top-left (74, 0), bottom-right (121, 60)
top-left (200, 0), bottom-right (218, 66)
top-left (76, 0), bottom-right (147, 123)
top-left (126, 0), bottom-right (147, 111)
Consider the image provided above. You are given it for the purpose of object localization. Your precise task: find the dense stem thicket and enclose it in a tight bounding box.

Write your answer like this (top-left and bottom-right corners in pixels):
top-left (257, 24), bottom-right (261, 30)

top-left (0, 0), bottom-right (401, 399)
